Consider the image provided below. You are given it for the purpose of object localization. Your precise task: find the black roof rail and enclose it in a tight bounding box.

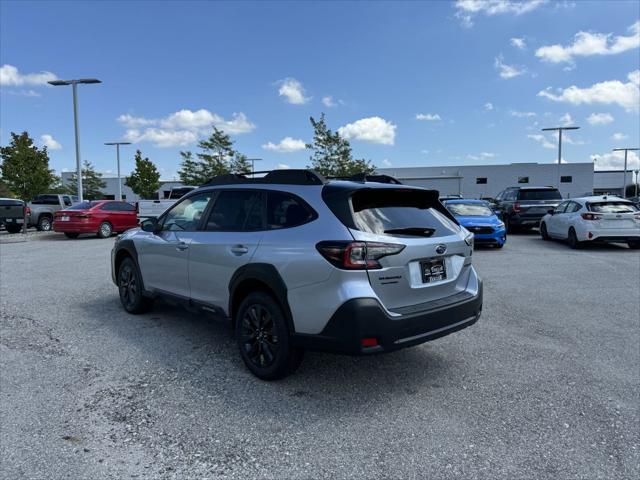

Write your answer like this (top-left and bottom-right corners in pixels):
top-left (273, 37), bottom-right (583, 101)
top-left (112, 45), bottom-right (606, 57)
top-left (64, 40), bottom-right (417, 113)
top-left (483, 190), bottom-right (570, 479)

top-left (202, 169), bottom-right (326, 186)
top-left (326, 173), bottom-right (403, 184)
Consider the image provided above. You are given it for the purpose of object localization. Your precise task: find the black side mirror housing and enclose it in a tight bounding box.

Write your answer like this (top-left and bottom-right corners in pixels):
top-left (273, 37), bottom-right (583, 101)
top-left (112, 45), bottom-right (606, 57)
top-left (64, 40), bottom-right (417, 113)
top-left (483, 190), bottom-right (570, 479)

top-left (548, 209), bottom-right (555, 215)
top-left (141, 218), bottom-right (161, 233)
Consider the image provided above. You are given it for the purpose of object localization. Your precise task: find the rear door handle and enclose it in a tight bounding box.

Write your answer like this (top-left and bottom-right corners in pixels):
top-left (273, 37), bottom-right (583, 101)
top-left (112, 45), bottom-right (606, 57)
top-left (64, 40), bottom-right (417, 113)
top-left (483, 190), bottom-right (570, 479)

top-left (176, 242), bottom-right (189, 251)
top-left (230, 245), bottom-right (249, 255)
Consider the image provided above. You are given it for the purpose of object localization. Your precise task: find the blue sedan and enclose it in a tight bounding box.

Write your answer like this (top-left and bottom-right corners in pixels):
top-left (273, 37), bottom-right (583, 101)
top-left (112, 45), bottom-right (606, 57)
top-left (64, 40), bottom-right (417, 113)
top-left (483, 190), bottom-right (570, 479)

top-left (444, 199), bottom-right (507, 248)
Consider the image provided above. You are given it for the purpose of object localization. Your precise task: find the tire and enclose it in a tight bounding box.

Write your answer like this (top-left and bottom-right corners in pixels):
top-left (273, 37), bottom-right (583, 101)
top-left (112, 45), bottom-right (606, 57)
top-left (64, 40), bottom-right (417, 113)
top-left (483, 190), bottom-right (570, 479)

top-left (64, 232), bottom-right (80, 239)
top-left (567, 228), bottom-right (581, 249)
top-left (235, 291), bottom-right (304, 381)
top-left (628, 241), bottom-right (640, 250)
top-left (5, 224), bottom-right (22, 234)
top-left (117, 257), bottom-right (153, 314)
top-left (97, 221), bottom-right (113, 238)
top-left (540, 222), bottom-right (550, 241)
top-left (37, 215), bottom-right (52, 232)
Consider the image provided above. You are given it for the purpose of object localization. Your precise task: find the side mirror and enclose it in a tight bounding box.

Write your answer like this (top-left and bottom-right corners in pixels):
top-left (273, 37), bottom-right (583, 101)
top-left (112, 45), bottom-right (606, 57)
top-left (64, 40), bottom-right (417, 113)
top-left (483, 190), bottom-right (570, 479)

top-left (548, 209), bottom-right (555, 215)
top-left (141, 218), bottom-right (161, 233)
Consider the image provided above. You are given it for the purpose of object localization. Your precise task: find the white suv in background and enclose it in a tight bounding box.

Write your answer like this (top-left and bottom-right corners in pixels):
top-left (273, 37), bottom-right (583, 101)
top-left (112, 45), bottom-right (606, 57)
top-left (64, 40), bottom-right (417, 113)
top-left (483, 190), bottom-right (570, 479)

top-left (540, 196), bottom-right (640, 249)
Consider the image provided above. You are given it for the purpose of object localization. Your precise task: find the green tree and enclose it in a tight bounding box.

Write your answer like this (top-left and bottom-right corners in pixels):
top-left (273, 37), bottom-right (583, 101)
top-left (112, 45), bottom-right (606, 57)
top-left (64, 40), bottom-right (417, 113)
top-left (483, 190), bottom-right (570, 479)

top-left (65, 160), bottom-right (107, 200)
top-left (125, 150), bottom-right (161, 199)
top-left (306, 114), bottom-right (375, 177)
top-left (0, 131), bottom-right (56, 200)
top-left (177, 127), bottom-right (248, 183)
top-left (177, 150), bottom-right (205, 185)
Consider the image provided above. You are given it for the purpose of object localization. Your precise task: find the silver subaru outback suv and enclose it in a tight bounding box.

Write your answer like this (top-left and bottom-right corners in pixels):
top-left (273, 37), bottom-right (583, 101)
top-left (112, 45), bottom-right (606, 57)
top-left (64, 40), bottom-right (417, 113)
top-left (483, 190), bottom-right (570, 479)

top-left (112, 170), bottom-right (482, 380)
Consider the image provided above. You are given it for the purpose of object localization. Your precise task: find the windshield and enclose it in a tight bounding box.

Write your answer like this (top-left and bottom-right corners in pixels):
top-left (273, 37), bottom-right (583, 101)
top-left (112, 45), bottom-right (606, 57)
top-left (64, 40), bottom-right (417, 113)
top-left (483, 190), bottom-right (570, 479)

top-left (446, 203), bottom-right (494, 216)
top-left (518, 189), bottom-right (562, 201)
top-left (66, 201), bottom-right (99, 210)
top-left (588, 202), bottom-right (638, 213)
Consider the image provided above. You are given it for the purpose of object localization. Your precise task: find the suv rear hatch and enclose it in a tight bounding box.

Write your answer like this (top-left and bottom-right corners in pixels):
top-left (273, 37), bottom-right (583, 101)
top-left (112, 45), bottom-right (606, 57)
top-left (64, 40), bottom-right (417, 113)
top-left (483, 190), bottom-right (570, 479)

top-left (516, 188), bottom-right (562, 220)
top-left (323, 186), bottom-right (473, 311)
top-left (586, 201), bottom-right (640, 229)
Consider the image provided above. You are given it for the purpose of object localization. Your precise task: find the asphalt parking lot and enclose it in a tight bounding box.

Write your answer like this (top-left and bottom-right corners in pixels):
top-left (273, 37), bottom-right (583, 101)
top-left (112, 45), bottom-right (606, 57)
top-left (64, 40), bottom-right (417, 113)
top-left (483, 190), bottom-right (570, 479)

top-left (1, 232), bottom-right (638, 479)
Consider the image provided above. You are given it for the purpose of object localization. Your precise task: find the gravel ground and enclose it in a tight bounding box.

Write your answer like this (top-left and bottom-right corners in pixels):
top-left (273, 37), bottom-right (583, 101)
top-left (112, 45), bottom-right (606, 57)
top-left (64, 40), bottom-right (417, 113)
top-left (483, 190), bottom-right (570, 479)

top-left (1, 232), bottom-right (638, 479)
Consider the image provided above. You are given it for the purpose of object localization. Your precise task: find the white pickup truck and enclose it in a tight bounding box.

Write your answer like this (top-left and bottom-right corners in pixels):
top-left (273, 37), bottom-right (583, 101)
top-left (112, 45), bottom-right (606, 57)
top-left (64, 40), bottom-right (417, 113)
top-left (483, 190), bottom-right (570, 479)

top-left (136, 186), bottom-right (196, 220)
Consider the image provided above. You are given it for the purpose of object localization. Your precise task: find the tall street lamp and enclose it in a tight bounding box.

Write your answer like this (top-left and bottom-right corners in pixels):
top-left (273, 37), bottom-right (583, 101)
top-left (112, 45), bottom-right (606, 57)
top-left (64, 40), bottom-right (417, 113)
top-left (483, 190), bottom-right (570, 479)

top-left (612, 148), bottom-right (639, 198)
top-left (541, 126), bottom-right (580, 190)
top-left (104, 142), bottom-right (131, 200)
top-left (48, 78), bottom-right (102, 202)
top-left (247, 158), bottom-right (262, 174)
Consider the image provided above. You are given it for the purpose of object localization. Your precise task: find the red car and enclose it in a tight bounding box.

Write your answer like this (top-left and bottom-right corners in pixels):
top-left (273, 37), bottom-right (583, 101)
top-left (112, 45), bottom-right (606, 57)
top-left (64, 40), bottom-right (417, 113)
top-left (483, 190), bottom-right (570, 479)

top-left (53, 200), bottom-right (139, 239)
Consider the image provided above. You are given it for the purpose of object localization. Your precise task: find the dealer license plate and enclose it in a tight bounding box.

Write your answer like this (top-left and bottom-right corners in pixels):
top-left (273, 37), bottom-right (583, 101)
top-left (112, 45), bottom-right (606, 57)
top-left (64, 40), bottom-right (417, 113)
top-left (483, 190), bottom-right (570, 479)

top-left (421, 258), bottom-right (447, 283)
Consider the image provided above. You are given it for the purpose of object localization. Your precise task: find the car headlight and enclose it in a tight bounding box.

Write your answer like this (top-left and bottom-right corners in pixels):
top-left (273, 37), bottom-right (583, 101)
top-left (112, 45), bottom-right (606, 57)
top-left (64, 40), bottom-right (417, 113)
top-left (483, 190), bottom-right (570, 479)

top-left (497, 222), bottom-right (505, 229)
top-left (464, 232), bottom-right (474, 246)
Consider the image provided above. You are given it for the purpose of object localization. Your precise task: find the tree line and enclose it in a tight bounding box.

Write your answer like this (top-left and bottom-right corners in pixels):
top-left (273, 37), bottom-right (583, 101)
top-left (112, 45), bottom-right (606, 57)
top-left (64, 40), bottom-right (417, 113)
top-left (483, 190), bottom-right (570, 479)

top-left (0, 114), bottom-right (375, 201)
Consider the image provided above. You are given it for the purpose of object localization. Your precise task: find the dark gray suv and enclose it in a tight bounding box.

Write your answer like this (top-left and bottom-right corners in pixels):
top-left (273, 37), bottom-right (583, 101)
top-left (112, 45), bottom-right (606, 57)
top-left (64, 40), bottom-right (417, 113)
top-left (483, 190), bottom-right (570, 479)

top-left (111, 170), bottom-right (483, 380)
top-left (494, 186), bottom-right (563, 232)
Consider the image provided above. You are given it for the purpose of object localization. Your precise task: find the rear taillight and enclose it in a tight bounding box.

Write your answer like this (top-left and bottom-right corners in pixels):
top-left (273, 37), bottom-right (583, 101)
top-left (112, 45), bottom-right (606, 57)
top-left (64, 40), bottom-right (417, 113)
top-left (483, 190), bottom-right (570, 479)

top-left (77, 213), bottom-right (91, 219)
top-left (513, 202), bottom-right (521, 213)
top-left (316, 241), bottom-right (405, 270)
top-left (634, 213), bottom-right (640, 221)
top-left (24, 206), bottom-right (30, 216)
top-left (581, 213), bottom-right (602, 221)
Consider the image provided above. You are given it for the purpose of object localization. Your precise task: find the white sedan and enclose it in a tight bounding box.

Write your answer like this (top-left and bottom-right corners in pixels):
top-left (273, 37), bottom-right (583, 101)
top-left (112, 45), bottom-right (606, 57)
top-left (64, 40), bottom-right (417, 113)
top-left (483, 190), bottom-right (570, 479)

top-left (540, 195), bottom-right (640, 249)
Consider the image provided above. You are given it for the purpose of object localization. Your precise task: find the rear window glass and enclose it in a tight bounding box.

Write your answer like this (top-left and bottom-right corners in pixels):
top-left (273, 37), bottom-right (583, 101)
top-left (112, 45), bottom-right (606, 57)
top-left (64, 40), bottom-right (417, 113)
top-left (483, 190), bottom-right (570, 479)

top-left (31, 195), bottom-right (59, 205)
top-left (0, 199), bottom-right (23, 206)
top-left (351, 189), bottom-right (460, 237)
top-left (446, 203), bottom-right (493, 216)
top-left (66, 201), bottom-right (99, 210)
top-left (588, 202), bottom-right (638, 213)
top-left (518, 189), bottom-right (562, 201)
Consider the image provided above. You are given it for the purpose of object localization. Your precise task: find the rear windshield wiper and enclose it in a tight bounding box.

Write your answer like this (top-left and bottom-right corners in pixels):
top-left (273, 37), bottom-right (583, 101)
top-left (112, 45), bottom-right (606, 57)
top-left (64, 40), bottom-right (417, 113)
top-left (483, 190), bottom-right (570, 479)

top-left (384, 227), bottom-right (435, 237)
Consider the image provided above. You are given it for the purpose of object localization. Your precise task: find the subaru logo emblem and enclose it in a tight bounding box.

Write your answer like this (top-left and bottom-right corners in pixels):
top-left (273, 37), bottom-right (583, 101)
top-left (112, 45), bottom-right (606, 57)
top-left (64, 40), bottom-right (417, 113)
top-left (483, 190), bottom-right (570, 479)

top-left (435, 244), bottom-right (447, 255)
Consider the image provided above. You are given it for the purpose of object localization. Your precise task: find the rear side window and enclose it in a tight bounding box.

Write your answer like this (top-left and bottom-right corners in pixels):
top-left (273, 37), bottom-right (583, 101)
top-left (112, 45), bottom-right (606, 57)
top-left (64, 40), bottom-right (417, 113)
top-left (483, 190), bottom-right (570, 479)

top-left (120, 202), bottom-right (136, 212)
top-left (31, 195), bottom-right (59, 205)
top-left (588, 202), bottom-right (638, 213)
top-left (518, 189), bottom-right (562, 201)
top-left (100, 202), bottom-right (118, 211)
top-left (351, 189), bottom-right (460, 237)
top-left (205, 190), bottom-right (263, 231)
top-left (267, 191), bottom-right (316, 229)
top-left (67, 201), bottom-right (98, 210)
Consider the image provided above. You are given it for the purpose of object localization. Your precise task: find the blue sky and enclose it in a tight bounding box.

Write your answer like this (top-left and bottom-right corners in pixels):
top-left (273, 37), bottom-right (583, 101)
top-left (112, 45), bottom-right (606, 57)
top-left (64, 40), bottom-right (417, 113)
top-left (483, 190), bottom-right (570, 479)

top-left (1, 0), bottom-right (639, 179)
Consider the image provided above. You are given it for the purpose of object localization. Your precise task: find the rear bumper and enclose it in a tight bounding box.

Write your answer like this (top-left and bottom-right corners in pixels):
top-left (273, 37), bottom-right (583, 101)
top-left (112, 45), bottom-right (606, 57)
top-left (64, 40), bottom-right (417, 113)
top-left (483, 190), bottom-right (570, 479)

top-left (291, 281), bottom-right (483, 355)
top-left (510, 215), bottom-right (543, 227)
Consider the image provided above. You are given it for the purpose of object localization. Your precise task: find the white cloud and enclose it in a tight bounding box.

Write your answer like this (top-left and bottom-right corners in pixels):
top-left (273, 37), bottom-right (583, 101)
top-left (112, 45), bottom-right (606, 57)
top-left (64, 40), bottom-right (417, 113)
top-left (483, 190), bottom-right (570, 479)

top-left (277, 78), bottom-right (310, 105)
top-left (528, 134), bottom-right (556, 149)
top-left (509, 110), bottom-right (536, 118)
top-left (415, 113), bottom-right (441, 121)
top-left (484, 102), bottom-right (494, 111)
top-left (262, 137), bottom-right (306, 153)
top-left (117, 109), bottom-right (255, 148)
top-left (494, 55), bottom-right (526, 79)
top-left (124, 128), bottom-right (198, 148)
top-left (338, 117), bottom-right (396, 145)
top-left (275, 163), bottom-right (291, 170)
top-left (510, 37), bottom-right (526, 49)
top-left (0, 64), bottom-right (57, 86)
top-left (322, 96), bottom-right (336, 107)
top-left (455, 0), bottom-right (547, 27)
top-left (612, 132), bottom-right (628, 141)
top-left (591, 151), bottom-right (639, 171)
top-left (466, 152), bottom-right (496, 160)
top-left (538, 70), bottom-right (640, 112)
top-left (40, 134), bottom-right (61, 150)
top-left (382, 158), bottom-right (392, 166)
top-left (5, 89), bottom-right (41, 97)
top-left (535, 21), bottom-right (640, 64)
top-left (586, 112), bottom-right (614, 126)
top-left (559, 112), bottom-right (574, 126)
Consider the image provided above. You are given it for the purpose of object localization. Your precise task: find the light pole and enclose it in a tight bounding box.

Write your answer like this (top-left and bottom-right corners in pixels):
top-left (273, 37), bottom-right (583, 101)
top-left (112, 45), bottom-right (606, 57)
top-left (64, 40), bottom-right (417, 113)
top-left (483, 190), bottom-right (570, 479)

top-left (635, 170), bottom-right (639, 197)
top-left (612, 148), bottom-right (639, 198)
top-left (48, 78), bottom-right (102, 202)
top-left (104, 142), bottom-right (131, 200)
top-left (247, 158), bottom-right (262, 174)
top-left (541, 126), bottom-right (580, 190)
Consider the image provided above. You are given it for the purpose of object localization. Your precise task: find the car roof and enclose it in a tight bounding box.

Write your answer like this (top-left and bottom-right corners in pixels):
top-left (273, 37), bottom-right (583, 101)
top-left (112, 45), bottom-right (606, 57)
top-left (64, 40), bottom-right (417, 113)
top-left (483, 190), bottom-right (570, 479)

top-left (507, 186), bottom-right (558, 190)
top-left (443, 199), bottom-right (489, 205)
top-left (568, 195), bottom-right (630, 203)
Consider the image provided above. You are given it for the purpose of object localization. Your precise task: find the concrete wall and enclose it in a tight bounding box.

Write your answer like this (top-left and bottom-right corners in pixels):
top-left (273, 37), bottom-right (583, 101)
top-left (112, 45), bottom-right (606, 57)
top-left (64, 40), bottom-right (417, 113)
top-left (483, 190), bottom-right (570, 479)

top-left (593, 170), bottom-right (637, 196)
top-left (376, 163), bottom-right (594, 199)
